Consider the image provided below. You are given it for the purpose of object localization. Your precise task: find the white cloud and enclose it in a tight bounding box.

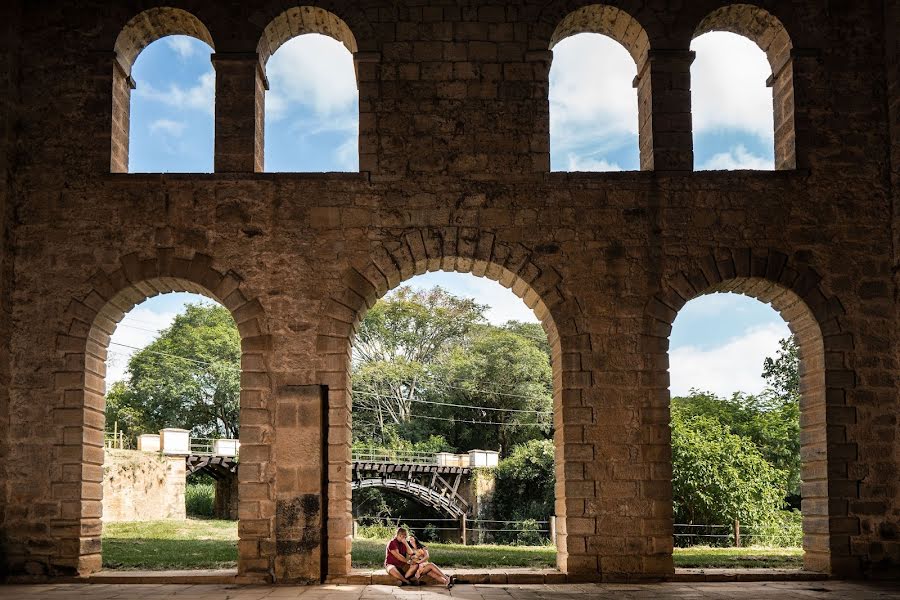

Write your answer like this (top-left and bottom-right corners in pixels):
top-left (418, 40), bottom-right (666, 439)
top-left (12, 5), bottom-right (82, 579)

top-left (166, 36), bottom-right (196, 59)
top-left (266, 34), bottom-right (358, 121)
top-left (136, 70), bottom-right (215, 114)
top-left (566, 154), bottom-right (622, 172)
top-left (149, 118), bottom-right (187, 137)
top-left (669, 323), bottom-right (790, 398)
top-left (699, 144), bottom-right (773, 170)
top-left (549, 33), bottom-right (639, 155)
top-left (691, 32), bottom-right (774, 139)
top-left (335, 136), bottom-right (359, 170)
top-left (106, 307), bottom-right (179, 385)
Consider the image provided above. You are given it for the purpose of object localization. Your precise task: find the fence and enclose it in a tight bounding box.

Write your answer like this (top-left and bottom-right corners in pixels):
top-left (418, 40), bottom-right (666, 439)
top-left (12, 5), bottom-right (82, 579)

top-left (351, 448), bottom-right (438, 465)
top-left (103, 430), bottom-right (131, 450)
top-left (353, 515), bottom-right (556, 546)
top-left (355, 517), bottom-right (799, 548)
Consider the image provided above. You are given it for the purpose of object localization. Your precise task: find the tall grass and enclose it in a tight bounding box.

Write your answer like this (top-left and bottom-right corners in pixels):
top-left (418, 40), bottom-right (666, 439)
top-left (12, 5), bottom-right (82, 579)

top-left (186, 482), bottom-right (215, 517)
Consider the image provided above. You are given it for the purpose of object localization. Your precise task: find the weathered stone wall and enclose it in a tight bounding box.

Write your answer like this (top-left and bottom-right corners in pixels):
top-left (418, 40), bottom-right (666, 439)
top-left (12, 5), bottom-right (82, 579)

top-left (102, 450), bottom-right (186, 523)
top-left (0, 0), bottom-right (896, 584)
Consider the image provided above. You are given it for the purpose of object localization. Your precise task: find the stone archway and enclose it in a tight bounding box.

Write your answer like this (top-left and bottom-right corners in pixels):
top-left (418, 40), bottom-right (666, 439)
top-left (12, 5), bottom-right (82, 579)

top-left (315, 227), bottom-right (596, 577)
top-left (642, 248), bottom-right (857, 575)
top-left (55, 250), bottom-right (274, 578)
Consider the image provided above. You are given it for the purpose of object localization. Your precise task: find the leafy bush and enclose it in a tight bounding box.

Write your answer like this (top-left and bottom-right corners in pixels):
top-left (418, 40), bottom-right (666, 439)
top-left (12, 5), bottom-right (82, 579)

top-left (487, 440), bottom-right (555, 544)
top-left (748, 510), bottom-right (803, 548)
top-left (356, 519), bottom-right (412, 540)
top-left (513, 519), bottom-right (543, 546)
top-left (672, 412), bottom-right (788, 533)
top-left (186, 482), bottom-right (215, 517)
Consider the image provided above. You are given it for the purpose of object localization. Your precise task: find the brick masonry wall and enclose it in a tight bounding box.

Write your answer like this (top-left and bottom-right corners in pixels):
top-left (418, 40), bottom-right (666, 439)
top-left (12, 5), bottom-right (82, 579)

top-left (0, 0), bottom-right (896, 583)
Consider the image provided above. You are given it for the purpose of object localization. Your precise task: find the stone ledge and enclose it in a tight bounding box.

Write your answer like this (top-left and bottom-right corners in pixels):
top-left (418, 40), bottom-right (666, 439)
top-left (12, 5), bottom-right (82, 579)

top-left (327, 568), bottom-right (829, 585)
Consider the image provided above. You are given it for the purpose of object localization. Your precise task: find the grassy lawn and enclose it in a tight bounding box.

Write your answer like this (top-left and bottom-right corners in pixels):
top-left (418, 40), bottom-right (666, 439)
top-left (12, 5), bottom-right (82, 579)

top-left (673, 546), bottom-right (803, 569)
top-left (101, 521), bottom-right (802, 571)
top-left (353, 539), bottom-right (802, 570)
top-left (102, 519), bottom-right (237, 570)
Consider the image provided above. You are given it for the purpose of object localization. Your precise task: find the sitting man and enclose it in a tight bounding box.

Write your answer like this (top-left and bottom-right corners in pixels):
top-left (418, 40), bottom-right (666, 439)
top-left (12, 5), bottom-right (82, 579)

top-left (384, 527), bottom-right (414, 586)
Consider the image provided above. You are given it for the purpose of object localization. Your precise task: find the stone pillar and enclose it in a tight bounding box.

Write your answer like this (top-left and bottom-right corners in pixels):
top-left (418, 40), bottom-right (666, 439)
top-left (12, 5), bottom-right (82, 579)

top-left (355, 51), bottom-right (381, 174)
top-left (636, 50), bottom-right (694, 171)
top-left (273, 384), bottom-right (327, 583)
top-left (787, 49), bottom-right (823, 171)
top-left (214, 472), bottom-right (239, 520)
top-left (212, 53), bottom-right (266, 173)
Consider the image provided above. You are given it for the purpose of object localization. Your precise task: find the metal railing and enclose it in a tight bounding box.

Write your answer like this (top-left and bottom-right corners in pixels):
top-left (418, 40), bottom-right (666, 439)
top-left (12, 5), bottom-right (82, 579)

top-left (103, 430), bottom-right (131, 450)
top-left (351, 448), bottom-right (438, 465)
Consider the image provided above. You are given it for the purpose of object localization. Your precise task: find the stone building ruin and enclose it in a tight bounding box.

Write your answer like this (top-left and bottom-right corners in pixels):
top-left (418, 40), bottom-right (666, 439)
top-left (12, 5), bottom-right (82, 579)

top-left (0, 0), bottom-right (898, 584)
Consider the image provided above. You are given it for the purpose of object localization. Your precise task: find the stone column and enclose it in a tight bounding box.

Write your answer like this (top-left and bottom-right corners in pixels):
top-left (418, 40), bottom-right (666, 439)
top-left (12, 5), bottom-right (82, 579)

top-left (636, 49), bottom-right (694, 171)
top-left (212, 53), bottom-right (266, 173)
top-left (786, 49), bottom-right (823, 171)
top-left (273, 384), bottom-right (327, 583)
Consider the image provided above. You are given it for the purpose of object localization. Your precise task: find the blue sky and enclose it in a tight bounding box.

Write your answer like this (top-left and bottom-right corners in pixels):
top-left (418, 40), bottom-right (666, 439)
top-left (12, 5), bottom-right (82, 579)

top-left (111, 31), bottom-right (789, 396)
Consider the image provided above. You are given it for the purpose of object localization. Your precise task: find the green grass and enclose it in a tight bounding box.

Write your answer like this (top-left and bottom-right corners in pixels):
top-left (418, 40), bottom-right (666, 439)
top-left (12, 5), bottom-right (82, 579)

top-left (352, 538), bottom-right (556, 569)
top-left (352, 539), bottom-right (803, 570)
top-left (102, 519), bottom-right (237, 570)
top-left (102, 521), bottom-right (802, 571)
top-left (673, 546), bottom-right (803, 569)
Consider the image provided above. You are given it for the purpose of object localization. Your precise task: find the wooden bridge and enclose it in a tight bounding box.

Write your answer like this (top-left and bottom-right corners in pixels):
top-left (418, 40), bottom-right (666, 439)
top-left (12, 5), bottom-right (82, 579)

top-left (351, 459), bottom-right (472, 518)
top-left (113, 431), bottom-right (493, 518)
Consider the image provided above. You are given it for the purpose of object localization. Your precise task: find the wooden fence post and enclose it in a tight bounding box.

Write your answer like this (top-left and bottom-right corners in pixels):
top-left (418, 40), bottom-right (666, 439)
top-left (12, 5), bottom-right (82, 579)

top-left (734, 519), bottom-right (741, 548)
top-left (460, 515), bottom-right (467, 546)
top-left (352, 520), bottom-right (358, 540)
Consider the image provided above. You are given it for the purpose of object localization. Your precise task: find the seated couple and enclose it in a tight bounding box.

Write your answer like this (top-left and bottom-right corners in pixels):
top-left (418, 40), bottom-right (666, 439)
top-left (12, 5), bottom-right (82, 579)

top-left (384, 527), bottom-right (456, 588)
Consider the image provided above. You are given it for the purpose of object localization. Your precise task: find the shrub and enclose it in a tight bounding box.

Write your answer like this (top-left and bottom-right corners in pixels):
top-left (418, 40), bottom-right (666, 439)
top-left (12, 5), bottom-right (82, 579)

top-left (186, 482), bottom-right (215, 517)
top-left (356, 519), bottom-right (412, 540)
top-left (749, 510), bottom-right (803, 547)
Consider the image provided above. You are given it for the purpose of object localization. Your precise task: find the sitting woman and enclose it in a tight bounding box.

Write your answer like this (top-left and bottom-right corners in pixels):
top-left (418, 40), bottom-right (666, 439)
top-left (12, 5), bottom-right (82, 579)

top-left (405, 534), bottom-right (455, 588)
top-left (383, 527), bottom-right (413, 586)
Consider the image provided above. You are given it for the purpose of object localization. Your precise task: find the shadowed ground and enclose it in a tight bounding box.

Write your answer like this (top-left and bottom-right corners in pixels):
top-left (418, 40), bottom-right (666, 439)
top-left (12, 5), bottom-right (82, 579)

top-left (4, 582), bottom-right (900, 599)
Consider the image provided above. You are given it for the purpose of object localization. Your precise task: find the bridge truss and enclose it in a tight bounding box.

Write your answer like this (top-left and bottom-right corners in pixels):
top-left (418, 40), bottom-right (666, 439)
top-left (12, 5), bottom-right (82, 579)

top-left (351, 461), bottom-right (471, 518)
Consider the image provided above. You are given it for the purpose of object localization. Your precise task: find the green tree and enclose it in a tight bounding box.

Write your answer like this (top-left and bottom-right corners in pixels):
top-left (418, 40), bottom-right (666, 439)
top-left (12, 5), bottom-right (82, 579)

top-left (762, 335), bottom-right (800, 405)
top-left (105, 303), bottom-right (241, 438)
top-left (671, 409), bottom-right (788, 528)
top-left (352, 286), bottom-right (487, 441)
top-left (430, 326), bottom-right (552, 455)
top-left (489, 439), bottom-right (556, 541)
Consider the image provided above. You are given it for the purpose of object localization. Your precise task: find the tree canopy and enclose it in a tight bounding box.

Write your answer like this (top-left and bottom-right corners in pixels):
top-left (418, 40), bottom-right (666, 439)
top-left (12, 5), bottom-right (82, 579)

top-left (105, 302), bottom-right (241, 438)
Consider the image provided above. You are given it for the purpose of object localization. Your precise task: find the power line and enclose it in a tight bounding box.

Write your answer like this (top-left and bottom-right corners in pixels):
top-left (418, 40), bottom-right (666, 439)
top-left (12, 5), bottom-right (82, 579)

top-left (353, 389), bottom-right (551, 416)
top-left (108, 341), bottom-right (238, 370)
top-left (353, 404), bottom-right (551, 428)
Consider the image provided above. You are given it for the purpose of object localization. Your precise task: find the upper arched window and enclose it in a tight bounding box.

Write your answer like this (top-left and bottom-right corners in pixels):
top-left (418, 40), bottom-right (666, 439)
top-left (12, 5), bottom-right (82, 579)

top-left (259, 7), bottom-right (359, 172)
top-left (112, 8), bottom-right (215, 173)
top-left (691, 5), bottom-right (795, 171)
top-left (549, 5), bottom-right (649, 172)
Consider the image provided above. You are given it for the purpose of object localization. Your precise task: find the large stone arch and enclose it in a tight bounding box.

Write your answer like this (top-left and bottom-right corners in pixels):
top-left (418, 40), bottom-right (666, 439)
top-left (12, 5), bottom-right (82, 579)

top-left (693, 4), bottom-right (796, 170)
top-left (110, 7), bottom-right (216, 173)
top-left (53, 250), bottom-right (274, 578)
top-left (642, 248), bottom-right (857, 575)
top-left (315, 227), bottom-right (595, 576)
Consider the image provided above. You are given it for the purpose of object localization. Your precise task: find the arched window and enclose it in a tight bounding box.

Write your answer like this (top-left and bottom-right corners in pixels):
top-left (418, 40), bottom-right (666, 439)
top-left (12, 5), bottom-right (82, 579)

top-left (549, 5), bottom-right (649, 171)
top-left (692, 5), bottom-right (795, 170)
top-left (112, 8), bottom-right (215, 173)
top-left (259, 7), bottom-right (359, 172)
